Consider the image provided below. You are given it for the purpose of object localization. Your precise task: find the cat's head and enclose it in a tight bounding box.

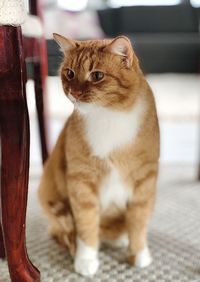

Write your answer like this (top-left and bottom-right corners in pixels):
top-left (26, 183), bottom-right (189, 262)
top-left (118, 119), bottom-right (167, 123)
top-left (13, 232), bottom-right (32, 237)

top-left (54, 34), bottom-right (142, 111)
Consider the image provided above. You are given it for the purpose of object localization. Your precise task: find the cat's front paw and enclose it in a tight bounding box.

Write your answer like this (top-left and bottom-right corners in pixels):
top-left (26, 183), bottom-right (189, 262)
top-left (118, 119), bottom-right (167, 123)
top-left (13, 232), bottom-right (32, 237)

top-left (74, 256), bottom-right (99, 276)
top-left (128, 247), bottom-right (152, 268)
top-left (74, 238), bottom-right (99, 276)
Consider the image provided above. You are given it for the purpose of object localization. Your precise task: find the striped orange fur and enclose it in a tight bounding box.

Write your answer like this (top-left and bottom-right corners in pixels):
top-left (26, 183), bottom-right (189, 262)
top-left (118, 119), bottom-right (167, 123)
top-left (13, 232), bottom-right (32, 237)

top-left (38, 34), bottom-right (160, 276)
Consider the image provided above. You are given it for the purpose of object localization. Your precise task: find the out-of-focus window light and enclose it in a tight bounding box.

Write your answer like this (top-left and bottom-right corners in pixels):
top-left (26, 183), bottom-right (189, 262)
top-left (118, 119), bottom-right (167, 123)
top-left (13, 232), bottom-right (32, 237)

top-left (24, 0), bottom-right (29, 12)
top-left (190, 0), bottom-right (200, 7)
top-left (108, 0), bottom-right (181, 7)
top-left (57, 0), bottom-right (88, 11)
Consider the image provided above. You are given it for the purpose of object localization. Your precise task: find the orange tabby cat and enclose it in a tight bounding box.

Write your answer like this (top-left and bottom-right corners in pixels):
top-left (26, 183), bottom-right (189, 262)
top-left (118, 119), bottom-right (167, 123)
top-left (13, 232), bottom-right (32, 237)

top-left (38, 34), bottom-right (160, 276)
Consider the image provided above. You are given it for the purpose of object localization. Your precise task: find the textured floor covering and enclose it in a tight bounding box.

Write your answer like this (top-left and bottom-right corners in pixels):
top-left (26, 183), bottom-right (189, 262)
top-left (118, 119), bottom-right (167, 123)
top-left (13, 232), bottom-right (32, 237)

top-left (1, 165), bottom-right (200, 282)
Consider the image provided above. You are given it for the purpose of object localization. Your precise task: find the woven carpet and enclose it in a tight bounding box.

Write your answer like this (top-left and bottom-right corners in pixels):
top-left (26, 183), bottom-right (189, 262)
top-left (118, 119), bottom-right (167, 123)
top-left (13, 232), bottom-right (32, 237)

top-left (1, 165), bottom-right (200, 282)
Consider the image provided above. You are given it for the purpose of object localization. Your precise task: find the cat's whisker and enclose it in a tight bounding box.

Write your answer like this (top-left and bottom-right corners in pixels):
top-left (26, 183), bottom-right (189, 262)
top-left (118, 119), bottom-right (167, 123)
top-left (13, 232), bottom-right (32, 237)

top-left (68, 93), bottom-right (77, 103)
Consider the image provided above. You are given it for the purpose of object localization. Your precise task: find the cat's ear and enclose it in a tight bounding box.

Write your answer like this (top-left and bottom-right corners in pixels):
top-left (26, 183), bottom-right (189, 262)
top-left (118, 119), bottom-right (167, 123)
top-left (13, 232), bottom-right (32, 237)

top-left (104, 36), bottom-right (133, 67)
top-left (53, 33), bottom-right (77, 53)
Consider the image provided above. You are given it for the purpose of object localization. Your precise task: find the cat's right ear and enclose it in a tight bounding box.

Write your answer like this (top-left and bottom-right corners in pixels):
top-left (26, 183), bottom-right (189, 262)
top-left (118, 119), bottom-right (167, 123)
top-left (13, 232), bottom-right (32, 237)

top-left (53, 33), bottom-right (76, 53)
top-left (103, 36), bottom-right (135, 68)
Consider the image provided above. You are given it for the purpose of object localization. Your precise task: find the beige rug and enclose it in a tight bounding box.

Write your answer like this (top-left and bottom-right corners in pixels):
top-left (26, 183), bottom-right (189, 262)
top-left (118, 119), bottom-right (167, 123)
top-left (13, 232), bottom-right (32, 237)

top-left (1, 165), bottom-right (200, 281)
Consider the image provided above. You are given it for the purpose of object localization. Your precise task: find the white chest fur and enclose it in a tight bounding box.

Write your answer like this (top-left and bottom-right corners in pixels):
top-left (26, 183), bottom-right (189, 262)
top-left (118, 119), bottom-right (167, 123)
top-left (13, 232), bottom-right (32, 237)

top-left (76, 98), bottom-right (145, 158)
top-left (99, 165), bottom-right (133, 211)
top-left (75, 100), bottom-right (145, 211)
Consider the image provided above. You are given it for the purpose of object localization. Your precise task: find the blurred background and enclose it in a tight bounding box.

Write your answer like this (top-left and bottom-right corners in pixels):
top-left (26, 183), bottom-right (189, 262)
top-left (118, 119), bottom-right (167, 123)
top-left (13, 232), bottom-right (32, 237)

top-left (25, 0), bottom-right (200, 178)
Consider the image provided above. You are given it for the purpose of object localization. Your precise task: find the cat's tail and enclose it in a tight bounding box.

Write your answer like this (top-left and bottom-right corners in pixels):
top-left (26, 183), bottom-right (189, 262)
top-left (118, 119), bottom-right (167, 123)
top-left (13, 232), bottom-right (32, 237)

top-left (47, 198), bottom-right (76, 256)
top-left (38, 181), bottom-right (76, 256)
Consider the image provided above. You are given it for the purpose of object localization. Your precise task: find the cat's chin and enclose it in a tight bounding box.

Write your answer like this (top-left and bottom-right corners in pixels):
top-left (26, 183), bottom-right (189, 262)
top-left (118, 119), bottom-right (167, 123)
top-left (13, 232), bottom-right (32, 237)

top-left (67, 95), bottom-right (92, 114)
top-left (75, 102), bottom-right (95, 115)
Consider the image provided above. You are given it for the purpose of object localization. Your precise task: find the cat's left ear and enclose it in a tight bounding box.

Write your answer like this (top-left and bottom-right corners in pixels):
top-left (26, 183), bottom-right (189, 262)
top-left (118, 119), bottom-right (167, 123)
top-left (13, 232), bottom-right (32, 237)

top-left (104, 36), bottom-right (133, 67)
top-left (53, 33), bottom-right (77, 53)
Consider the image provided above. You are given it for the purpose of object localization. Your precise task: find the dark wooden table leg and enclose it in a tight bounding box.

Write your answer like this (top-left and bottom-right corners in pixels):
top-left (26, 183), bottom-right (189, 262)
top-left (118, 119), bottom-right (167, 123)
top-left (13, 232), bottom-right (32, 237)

top-left (198, 165), bottom-right (200, 180)
top-left (0, 188), bottom-right (5, 259)
top-left (198, 113), bottom-right (200, 180)
top-left (0, 223), bottom-right (5, 258)
top-left (0, 26), bottom-right (40, 282)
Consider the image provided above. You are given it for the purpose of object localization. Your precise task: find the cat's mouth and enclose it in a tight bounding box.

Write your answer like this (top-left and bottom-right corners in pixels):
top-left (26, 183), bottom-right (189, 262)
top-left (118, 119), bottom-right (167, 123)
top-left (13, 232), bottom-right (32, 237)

top-left (67, 89), bottom-right (85, 103)
top-left (67, 91), bottom-right (91, 104)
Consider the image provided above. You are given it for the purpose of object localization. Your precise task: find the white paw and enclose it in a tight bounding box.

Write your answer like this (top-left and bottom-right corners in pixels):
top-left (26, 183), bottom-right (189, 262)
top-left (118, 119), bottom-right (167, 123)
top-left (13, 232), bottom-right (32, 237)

top-left (74, 237), bottom-right (99, 276)
top-left (135, 247), bottom-right (152, 268)
top-left (75, 256), bottom-right (99, 276)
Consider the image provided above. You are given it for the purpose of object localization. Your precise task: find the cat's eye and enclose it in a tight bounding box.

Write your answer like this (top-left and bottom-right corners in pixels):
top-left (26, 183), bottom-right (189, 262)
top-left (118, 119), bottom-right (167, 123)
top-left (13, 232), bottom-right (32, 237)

top-left (89, 71), bottom-right (104, 82)
top-left (66, 68), bottom-right (75, 80)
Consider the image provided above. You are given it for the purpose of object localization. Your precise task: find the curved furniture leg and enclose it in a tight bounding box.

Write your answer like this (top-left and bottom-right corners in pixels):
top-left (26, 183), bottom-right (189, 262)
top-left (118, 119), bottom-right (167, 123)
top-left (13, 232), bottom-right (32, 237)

top-left (0, 224), bottom-right (5, 258)
top-left (0, 26), bottom-right (40, 282)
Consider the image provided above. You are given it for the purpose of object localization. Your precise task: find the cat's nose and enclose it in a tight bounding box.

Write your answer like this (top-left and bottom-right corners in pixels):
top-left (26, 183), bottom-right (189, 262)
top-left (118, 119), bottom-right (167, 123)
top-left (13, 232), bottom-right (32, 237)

top-left (71, 91), bottom-right (82, 99)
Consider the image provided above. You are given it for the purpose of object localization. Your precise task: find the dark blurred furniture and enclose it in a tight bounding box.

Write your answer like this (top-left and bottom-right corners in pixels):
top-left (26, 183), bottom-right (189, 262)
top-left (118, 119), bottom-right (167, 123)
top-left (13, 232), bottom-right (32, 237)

top-left (46, 4), bottom-right (200, 75)
top-left (0, 0), bottom-right (48, 281)
top-left (98, 4), bottom-right (200, 73)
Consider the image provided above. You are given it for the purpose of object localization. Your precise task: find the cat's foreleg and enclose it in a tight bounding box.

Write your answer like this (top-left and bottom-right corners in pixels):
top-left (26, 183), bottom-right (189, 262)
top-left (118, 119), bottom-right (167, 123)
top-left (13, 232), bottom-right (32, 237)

top-left (68, 178), bottom-right (100, 276)
top-left (126, 172), bottom-right (156, 268)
